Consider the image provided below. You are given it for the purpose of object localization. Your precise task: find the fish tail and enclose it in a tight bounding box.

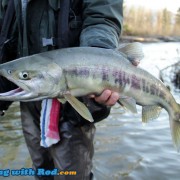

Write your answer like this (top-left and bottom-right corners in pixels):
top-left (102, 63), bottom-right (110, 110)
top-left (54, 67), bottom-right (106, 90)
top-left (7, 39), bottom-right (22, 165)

top-left (170, 103), bottom-right (180, 151)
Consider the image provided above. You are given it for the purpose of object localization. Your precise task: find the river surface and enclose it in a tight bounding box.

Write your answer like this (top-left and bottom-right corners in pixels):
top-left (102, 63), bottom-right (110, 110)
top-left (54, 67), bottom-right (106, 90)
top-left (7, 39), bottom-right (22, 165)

top-left (0, 43), bottom-right (179, 180)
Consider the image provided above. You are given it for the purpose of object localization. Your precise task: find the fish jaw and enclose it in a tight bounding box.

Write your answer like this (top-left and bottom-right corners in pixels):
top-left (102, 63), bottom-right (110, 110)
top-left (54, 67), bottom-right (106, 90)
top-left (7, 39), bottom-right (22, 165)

top-left (0, 73), bottom-right (63, 101)
top-left (0, 69), bottom-right (40, 101)
top-left (0, 88), bottom-right (40, 101)
top-left (0, 69), bottom-right (37, 101)
top-left (0, 78), bottom-right (62, 101)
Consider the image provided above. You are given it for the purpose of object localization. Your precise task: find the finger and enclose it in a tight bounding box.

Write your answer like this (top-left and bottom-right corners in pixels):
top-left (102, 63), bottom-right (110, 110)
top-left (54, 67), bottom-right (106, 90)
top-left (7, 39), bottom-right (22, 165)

top-left (94, 90), bottom-right (112, 104)
top-left (88, 94), bottom-right (95, 98)
top-left (131, 59), bottom-right (140, 66)
top-left (105, 92), bottom-right (120, 106)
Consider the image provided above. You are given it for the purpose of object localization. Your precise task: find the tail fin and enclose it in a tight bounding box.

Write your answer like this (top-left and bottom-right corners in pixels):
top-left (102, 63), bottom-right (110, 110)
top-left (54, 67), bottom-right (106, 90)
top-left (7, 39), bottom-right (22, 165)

top-left (170, 103), bottom-right (180, 151)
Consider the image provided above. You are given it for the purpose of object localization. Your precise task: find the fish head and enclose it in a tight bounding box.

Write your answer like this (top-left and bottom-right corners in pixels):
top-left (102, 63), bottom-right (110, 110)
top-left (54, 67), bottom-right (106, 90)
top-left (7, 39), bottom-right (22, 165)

top-left (0, 54), bottom-right (63, 101)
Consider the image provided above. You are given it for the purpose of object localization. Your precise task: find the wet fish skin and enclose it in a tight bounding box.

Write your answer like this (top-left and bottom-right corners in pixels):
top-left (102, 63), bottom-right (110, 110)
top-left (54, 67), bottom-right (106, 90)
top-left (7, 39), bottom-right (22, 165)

top-left (0, 46), bottom-right (179, 149)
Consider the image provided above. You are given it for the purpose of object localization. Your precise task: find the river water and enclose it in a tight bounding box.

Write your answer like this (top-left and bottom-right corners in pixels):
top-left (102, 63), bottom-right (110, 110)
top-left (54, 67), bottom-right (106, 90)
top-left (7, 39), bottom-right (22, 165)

top-left (0, 43), bottom-right (179, 180)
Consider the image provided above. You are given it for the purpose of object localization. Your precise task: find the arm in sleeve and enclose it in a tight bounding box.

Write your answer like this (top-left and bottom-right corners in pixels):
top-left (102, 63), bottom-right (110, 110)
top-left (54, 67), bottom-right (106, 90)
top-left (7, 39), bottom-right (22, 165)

top-left (80, 0), bottom-right (123, 49)
top-left (80, 0), bottom-right (123, 122)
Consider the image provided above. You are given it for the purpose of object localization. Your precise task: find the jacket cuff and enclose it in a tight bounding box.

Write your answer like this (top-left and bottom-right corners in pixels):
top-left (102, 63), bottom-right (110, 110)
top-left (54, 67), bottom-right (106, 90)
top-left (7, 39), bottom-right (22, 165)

top-left (82, 97), bottom-right (111, 123)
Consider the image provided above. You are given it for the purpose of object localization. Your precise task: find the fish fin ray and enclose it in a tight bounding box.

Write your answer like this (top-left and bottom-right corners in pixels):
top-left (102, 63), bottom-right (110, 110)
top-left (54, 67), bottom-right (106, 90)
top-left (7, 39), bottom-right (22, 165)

top-left (117, 42), bottom-right (144, 62)
top-left (58, 98), bottom-right (66, 104)
top-left (118, 96), bottom-right (137, 114)
top-left (64, 94), bottom-right (94, 122)
top-left (142, 105), bottom-right (162, 123)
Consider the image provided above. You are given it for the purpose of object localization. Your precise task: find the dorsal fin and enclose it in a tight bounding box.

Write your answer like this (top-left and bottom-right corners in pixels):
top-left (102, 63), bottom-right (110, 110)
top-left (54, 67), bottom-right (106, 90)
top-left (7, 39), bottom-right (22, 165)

top-left (117, 42), bottom-right (144, 62)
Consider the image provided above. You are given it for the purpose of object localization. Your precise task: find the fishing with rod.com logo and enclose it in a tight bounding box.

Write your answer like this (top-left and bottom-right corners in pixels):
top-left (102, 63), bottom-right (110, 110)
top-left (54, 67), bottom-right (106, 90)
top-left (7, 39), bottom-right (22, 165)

top-left (0, 168), bottom-right (76, 177)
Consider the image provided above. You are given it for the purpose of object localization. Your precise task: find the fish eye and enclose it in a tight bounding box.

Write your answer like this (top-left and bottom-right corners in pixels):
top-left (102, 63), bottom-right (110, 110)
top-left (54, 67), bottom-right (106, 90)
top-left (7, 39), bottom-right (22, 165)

top-left (19, 72), bottom-right (29, 80)
top-left (7, 70), bottom-right (12, 74)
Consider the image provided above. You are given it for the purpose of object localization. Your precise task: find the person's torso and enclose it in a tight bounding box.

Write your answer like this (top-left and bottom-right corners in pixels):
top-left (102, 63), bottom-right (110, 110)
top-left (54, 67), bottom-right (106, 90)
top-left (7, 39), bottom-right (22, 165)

top-left (18, 0), bottom-right (83, 56)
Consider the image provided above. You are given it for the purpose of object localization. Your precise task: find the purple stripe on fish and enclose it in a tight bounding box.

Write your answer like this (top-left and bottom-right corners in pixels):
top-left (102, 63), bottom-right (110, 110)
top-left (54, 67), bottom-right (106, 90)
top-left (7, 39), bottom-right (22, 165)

top-left (102, 68), bottom-right (109, 81)
top-left (65, 67), bottom-right (90, 78)
top-left (77, 68), bottom-right (90, 77)
top-left (112, 70), bottom-right (123, 85)
top-left (123, 71), bottom-right (130, 84)
top-left (150, 84), bottom-right (158, 95)
top-left (142, 79), bottom-right (150, 93)
top-left (131, 75), bottom-right (141, 89)
top-left (159, 90), bottom-right (166, 99)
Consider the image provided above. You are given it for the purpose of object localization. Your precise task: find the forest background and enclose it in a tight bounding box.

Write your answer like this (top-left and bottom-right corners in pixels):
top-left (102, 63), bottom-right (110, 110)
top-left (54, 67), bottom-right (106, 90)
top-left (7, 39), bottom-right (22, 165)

top-left (123, 3), bottom-right (180, 39)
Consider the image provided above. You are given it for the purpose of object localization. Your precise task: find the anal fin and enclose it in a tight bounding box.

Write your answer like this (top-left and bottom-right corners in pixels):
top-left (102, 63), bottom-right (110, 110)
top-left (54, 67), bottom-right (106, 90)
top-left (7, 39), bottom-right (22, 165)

top-left (142, 105), bottom-right (162, 123)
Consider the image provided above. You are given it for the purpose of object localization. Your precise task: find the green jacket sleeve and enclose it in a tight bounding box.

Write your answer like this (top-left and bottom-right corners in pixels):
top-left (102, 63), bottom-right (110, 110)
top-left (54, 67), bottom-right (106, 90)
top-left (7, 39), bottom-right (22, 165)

top-left (80, 0), bottom-right (123, 49)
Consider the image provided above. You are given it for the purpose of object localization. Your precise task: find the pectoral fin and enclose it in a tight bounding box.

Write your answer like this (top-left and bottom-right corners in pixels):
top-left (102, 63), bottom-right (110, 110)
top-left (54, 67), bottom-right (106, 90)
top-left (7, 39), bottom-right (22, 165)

top-left (142, 105), bottom-right (162, 123)
top-left (118, 96), bottom-right (137, 114)
top-left (64, 94), bottom-right (94, 122)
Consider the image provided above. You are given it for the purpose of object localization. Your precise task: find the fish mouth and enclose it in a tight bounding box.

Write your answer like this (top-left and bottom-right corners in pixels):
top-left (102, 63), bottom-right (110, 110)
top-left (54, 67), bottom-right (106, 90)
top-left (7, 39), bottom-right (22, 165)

top-left (0, 87), bottom-right (40, 101)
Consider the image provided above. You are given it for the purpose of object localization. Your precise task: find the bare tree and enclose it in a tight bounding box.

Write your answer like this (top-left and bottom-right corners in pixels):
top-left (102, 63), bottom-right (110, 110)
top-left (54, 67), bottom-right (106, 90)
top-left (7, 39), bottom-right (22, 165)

top-left (173, 8), bottom-right (180, 35)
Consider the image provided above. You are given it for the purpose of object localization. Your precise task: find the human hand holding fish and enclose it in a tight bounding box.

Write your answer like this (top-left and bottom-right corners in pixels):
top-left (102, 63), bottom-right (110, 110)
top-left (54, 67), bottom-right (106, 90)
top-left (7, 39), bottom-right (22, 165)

top-left (89, 90), bottom-right (120, 106)
top-left (0, 43), bottom-right (179, 150)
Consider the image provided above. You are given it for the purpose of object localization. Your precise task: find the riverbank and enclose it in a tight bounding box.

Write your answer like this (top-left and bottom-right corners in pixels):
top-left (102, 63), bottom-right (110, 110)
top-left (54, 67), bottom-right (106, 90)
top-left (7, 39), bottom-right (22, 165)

top-left (121, 35), bottom-right (180, 43)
